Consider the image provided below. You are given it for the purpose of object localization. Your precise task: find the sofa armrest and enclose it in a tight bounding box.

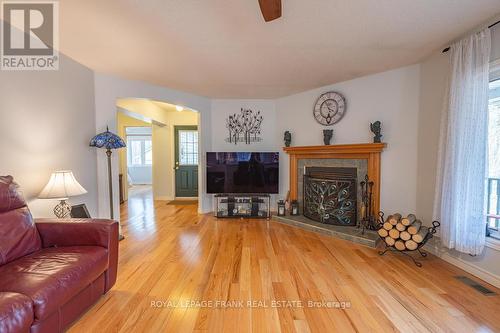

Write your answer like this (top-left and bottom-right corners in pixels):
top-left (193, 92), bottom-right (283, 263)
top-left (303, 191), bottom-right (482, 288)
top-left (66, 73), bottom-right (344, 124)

top-left (0, 292), bottom-right (33, 333)
top-left (35, 218), bottom-right (119, 292)
top-left (35, 218), bottom-right (118, 248)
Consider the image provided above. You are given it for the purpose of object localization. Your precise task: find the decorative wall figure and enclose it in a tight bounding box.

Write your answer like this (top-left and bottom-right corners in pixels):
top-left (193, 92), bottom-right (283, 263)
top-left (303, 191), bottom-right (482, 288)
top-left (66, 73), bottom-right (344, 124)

top-left (226, 108), bottom-right (263, 144)
top-left (323, 129), bottom-right (333, 145)
top-left (370, 121), bottom-right (382, 143)
top-left (284, 131), bottom-right (291, 147)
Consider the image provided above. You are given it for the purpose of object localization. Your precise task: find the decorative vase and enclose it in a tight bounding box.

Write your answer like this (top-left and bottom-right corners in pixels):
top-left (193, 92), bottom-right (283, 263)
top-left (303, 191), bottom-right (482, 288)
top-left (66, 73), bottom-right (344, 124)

top-left (284, 131), bottom-right (291, 147)
top-left (323, 129), bottom-right (333, 145)
top-left (370, 121), bottom-right (382, 143)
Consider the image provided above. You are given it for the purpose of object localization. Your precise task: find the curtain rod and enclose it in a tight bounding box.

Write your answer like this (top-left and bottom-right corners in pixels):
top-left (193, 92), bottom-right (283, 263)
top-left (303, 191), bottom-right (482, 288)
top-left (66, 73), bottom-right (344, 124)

top-left (442, 20), bottom-right (500, 53)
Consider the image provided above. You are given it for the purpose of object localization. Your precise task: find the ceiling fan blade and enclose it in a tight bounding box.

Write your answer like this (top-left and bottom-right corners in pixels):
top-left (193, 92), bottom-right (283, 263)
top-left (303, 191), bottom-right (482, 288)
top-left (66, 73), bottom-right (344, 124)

top-left (258, 0), bottom-right (281, 22)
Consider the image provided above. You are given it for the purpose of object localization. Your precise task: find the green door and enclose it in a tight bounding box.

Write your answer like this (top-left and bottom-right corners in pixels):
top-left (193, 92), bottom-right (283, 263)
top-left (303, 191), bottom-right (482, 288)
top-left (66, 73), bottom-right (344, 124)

top-left (174, 126), bottom-right (198, 197)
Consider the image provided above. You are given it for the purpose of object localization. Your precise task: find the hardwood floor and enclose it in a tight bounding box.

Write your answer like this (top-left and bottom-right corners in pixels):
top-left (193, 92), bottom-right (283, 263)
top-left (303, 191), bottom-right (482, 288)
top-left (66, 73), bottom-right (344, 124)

top-left (69, 189), bottom-right (500, 332)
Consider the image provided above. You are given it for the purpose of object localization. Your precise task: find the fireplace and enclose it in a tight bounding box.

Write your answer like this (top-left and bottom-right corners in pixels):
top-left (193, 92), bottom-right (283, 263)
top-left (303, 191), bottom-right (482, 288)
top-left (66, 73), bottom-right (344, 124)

top-left (283, 143), bottom-right (386, 219)
top-left (275, 143), bottom-right (386, 247)
top-left (303, 167), bottom-right (357, 225)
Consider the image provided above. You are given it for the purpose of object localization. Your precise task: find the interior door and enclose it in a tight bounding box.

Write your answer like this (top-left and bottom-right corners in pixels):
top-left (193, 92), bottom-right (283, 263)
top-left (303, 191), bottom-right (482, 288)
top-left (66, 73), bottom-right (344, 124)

top-left (174, 126), bottom-right (198, 197)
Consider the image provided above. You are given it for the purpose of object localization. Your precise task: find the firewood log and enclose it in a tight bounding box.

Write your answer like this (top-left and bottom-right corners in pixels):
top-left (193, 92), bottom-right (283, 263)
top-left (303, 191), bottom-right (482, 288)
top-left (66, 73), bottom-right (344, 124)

top-left (407, 220), bottom-right (422, 235)
top-left (396, 222), bottom-right (406, 231)
top-left (383, 222), bottom-right (393, 231)
top-left (378, 228), bottom-right (389, 238)
top-left (389, 213), bottom-right (402, 225)
top-left (400, 231), bottom-right (411, 241)
top-left (389, 228), bottom-right (400, 239)
top-left (385, 236), bottom-right (395, 246)
top-left (412, 228), bottom-right (429, 243)
top-left (395, 240), bottom-right (406, 251)
top-left (401, 214), bottom-right (416, 226)
top-left (405, 240), bottom-right (418, 250)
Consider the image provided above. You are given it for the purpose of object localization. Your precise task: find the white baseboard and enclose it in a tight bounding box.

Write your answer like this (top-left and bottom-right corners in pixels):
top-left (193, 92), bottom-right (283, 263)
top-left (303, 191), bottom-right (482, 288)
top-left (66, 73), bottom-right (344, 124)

top-left (155, 196), bottom-right (198, 201)
top-left (425, 240), bottom-right (500, 288)
top-left (155, 196), bottom-right (173, 201)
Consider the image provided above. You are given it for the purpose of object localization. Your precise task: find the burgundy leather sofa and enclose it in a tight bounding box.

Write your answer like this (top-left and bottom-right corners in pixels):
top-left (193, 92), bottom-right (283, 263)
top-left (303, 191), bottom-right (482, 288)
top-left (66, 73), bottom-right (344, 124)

top-left (0, 176), bottom-right (119, 333)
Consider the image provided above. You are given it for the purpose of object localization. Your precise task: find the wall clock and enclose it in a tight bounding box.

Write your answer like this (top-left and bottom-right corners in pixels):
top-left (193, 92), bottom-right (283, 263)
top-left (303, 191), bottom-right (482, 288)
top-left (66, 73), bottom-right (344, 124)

top-left (313, 91), bottom-right (346, 126)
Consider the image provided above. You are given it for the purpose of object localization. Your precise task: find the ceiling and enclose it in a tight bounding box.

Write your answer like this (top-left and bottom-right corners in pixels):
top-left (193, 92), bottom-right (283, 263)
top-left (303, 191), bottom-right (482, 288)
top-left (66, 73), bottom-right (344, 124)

top-left (60, 0), bottom-right (500, 99)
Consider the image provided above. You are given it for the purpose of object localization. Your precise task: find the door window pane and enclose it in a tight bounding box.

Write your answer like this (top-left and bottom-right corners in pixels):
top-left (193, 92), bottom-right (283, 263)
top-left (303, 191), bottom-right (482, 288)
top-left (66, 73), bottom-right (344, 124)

top-left (179, 130), bottom-right (198, 165)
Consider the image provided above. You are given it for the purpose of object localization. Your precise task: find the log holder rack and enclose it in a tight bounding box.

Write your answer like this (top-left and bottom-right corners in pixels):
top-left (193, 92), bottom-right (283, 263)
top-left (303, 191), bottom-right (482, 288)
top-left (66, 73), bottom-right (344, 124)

top-left (376, 212), bottom-right (441, 267)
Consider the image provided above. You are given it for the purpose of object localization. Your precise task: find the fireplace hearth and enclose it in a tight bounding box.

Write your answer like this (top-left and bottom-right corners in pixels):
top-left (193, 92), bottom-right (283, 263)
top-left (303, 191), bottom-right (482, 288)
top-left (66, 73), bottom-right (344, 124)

top-left (303, 167), bottom-right (357, 226)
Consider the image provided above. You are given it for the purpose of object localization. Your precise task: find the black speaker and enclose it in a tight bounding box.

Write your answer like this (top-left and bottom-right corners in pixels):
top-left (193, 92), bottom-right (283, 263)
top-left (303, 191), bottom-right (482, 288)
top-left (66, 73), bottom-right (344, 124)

top-left (227, 197), bottom-right (235, 216)
top-left (251, 197), bottom-right (260, 216)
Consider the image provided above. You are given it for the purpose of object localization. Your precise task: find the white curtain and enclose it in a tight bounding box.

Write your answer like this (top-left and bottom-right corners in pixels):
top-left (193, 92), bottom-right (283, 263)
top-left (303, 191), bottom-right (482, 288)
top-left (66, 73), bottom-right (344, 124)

top-left (433, 29), bottom-right (491, 255)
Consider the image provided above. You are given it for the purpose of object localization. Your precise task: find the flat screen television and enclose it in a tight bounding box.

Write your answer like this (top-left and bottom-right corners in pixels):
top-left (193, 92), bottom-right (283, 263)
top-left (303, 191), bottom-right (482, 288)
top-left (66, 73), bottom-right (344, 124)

top-left (206, 152), bottom-right (279, 194)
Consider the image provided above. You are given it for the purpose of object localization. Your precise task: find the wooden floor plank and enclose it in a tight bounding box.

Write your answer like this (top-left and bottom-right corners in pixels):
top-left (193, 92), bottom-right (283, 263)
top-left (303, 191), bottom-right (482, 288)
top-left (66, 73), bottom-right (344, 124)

top-left (68, 188), bottom-right (500, 333)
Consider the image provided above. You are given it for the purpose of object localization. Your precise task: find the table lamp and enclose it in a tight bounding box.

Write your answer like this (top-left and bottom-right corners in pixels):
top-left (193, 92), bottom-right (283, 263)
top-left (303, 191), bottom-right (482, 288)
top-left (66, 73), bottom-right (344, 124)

top-left (38, 170), bottom-right (87, 218)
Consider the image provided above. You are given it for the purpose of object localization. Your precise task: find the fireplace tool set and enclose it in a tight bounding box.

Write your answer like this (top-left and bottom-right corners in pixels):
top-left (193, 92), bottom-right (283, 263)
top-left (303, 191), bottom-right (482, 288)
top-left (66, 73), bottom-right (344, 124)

top-left (358, 175), bottom-right (378, 234)
top-left (376, 212), bottom-right (441, 267)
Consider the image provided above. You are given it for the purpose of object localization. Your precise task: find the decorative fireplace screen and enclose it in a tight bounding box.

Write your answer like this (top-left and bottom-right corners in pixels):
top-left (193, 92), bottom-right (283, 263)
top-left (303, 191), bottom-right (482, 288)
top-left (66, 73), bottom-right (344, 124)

top-left (303, 167), bottom-right (357, 226)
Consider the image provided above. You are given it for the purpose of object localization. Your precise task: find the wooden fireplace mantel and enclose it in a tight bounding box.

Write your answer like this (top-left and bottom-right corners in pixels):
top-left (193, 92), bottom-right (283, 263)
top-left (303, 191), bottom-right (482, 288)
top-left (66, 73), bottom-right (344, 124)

top-left (284, 143), bottom-right (387, 215)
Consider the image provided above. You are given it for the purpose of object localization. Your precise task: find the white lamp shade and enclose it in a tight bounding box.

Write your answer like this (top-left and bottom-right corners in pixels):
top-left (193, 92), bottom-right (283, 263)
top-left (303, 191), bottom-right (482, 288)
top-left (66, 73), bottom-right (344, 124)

top-left (38, 171), bottom-right (87, 199)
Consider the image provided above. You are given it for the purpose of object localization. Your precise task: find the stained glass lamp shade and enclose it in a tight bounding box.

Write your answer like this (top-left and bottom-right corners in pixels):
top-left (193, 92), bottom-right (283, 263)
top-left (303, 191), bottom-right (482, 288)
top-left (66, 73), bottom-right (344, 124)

top-left (89, 127), bottom-right (126, 149)
top-left (89, 127), bottom-right (126, 226)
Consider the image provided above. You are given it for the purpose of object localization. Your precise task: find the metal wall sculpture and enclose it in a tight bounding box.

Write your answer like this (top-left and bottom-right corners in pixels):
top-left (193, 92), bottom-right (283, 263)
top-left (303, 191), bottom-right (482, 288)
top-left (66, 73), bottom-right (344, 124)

top-left (226, 108), bottom-right (263, 144)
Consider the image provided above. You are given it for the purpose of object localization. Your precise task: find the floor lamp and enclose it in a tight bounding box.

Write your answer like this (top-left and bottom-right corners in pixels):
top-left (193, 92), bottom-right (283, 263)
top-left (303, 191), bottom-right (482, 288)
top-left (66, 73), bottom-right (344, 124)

top-left (90, 127), bottom-right (126, 240)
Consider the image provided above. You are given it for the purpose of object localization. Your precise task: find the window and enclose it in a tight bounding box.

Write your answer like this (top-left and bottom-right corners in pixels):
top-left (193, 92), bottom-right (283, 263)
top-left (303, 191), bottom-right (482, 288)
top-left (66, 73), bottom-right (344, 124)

top-left (178, 130), bottom-right (198, 165)
top-left (126, 127), bottom-right (152, 167)
top-left (487, 63), bottom-right (500, 238)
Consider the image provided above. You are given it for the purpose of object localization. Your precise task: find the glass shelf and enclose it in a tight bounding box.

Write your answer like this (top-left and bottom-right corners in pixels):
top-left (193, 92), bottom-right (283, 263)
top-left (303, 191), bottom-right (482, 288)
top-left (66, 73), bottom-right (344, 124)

top-left (214, 194), bottom-right (271, 218)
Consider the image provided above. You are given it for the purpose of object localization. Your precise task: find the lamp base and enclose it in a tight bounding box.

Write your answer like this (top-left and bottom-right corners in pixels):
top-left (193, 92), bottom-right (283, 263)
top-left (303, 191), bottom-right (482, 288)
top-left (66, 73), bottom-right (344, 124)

top-left (54, 200), bottom-right (71, 218)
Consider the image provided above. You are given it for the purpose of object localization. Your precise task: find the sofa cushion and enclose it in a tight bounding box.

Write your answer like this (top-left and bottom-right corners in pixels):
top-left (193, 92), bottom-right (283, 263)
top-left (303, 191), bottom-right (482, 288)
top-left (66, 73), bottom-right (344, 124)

top-left (0, 176), bottom-right (26, 213)
top-left (0, 176), bottom-right (41, 265)
top-left (0, 292), bottom-right (33, 333)
top-left (0, 246), bottom-right (108, 320)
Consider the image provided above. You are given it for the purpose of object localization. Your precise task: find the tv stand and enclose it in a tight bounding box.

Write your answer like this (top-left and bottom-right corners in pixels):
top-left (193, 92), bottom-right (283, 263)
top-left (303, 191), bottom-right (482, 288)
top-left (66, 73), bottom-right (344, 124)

top-left (214, 194), bottom-right (271, 218)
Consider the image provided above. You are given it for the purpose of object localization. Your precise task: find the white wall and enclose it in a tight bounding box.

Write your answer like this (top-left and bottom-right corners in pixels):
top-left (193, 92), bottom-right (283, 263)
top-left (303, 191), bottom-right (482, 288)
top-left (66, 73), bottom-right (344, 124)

top-left (94, 74), bottom-right (212, 216)
top-left (275, 65), bottom-right (421, 214)
top-left (211, 99), bottom-right (277, 152)
top-left (210, 68), bottom-right (421, 215)
top-left (416, 53), bottom-right (448, 225)
top-left (0, 55), bottom-right (98, 218)
top-left (127, 167), bottom-right (152, 185)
